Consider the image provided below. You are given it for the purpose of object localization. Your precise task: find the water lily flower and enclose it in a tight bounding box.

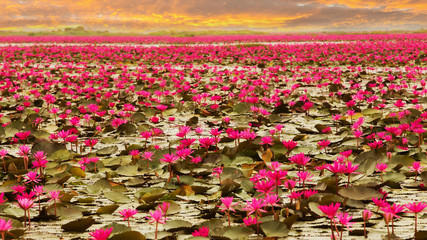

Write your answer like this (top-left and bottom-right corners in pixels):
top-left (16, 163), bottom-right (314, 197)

top-left (119, 208), bottom-right (138, 227)
top-left (192, 226), bottom-right (209, 237)
top-left (89, 227), bottom-right (113, 240)
top-left (0, 218), bottom-right (12, 240)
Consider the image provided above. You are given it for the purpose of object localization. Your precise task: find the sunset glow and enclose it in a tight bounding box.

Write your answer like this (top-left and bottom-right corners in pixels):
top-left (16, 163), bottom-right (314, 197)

top-left (1, 0), bottom-right (426, 32)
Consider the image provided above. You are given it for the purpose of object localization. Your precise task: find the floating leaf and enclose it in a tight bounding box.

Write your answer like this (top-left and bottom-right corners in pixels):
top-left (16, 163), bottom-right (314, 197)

top-left (109, 231), bottom-right (146, 240)
top-left (308, 202), bottom-right (323, 217)
top-left (421, 171), bottom-right (427, 183)
top-left (69, 166), bottom-right (86, 178)
top-left (117, 123), bottom-right (137, 135)
top-left (338, 186), bottom-right (382, 200)
top-left (222, 226), bottom-right (254, 239)
top-left (164, 220), bottom-right (192, 231)
top-left (96, 204), bottom-right (120, 215)
top-left (199, 218), bottom-right (224, 230)
top-left (186, 237), bottom-right (209, 240)
top-left (50, 203), bottom-right (84, 219)
top-left (261, 220), bottom-right (289, 237)
top-left (354, 149), bottom-right (385, 175)
top-left (104, 190), bottom-right (131, 203)
top-left (259, 148), bottom-right (273, 163)
top-left (383, 172), bottom-right (406, 182)
top-left (283, 214), bottom-right (298, 229)
top-left (61, 217), bottom-right (95, 232)
top-left (233, 102), bottom-right (250, 114)
top-left (96, 146), bottom-right (119, 156)
top-left (172, 185), bottom-right (195, 196)
top-left (32, 140), bottom-right (67, 156)
top-left (117, 165), bottom-right (139, 176)
top-left (50, 149), bottom-right (75, 161)
top-left (139, 189), bottom-right (167, 203)
top-left (103, 223), bottom-right (131, 235)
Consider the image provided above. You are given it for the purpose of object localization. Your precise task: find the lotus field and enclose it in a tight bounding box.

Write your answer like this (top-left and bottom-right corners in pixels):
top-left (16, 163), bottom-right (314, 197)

top-left (0, 34), bottom-right (426, 240)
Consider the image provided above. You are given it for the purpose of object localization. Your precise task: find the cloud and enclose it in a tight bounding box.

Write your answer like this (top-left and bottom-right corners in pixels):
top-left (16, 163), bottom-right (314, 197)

top-left (0, 0), bottom-right (425, 32)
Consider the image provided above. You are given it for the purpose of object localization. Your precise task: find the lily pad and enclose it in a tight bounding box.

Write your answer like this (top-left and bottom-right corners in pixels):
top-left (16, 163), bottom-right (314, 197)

top-left (383, 172), bottom-right (406, 182)
top-left (32, 140), bottom-right (67, 156)
top-left (96, 204), bottom-right (120, 215)
top-left (61, 217), bottom-right (95, 232)
top-left (50, 149), bottom-right (75, 161)
top-left (164, 220), bottom-right (192, 231)
top-left (222, 226), bottom-right (254, 239)
top-left (104, 190), bottom-right (132, 203)
top-left (117, 165), bottom-right (139, 176)
top-left (96, 145), bottom-right (119, 156)
top-left (261, 220), bottom-right (289, 237)
top-left (117, 123), bottom-right (137, 135)
top-left (110, 231), bottom-right (146, 240)
top-left (338, 186), bottom-right (382, 200)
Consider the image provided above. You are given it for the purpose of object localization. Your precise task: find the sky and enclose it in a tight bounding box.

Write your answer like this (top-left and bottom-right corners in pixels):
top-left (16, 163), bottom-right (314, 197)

top-left (0, 0), bottom-right (426, 32)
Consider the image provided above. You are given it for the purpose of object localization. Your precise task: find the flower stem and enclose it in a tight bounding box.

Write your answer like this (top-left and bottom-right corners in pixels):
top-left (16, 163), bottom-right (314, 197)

top-left (364, 220), bottom-right (367, 238)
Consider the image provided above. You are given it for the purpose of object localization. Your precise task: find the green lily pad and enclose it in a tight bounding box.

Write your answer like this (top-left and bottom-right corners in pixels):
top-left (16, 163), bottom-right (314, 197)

top-left (261, 220), bottom-right (289, 237)
top-left (61, 217), bottom-right (95, 232)
top-left (117, 123), bottom-right (137, 135)
top-left (96, 146), bottom-right (119, 156)
top-left (110, 231), bottom-right (146, 240)
top-left (50, 149), bottom-right (75, 161)
top-left (69, 166), bottom-right (86, 178)
top-left (338, 186), bottom-right (382, 200)
top-left (222, 226), bottom-right (254, 239)
top-left (117, 165), bottom-right (139, 176)
top-left (104, 190), bottom-right (132, 203)
top-left (164, 220), bottom-right (192, 231)
top-left (96, 204), bottom-right (120, 215)
top-left (383, 172), bottom-right (406, 182)
top-left (139, 189), bottom-right (167, 203)
top-left (49, 203), bottom-right (84, 219)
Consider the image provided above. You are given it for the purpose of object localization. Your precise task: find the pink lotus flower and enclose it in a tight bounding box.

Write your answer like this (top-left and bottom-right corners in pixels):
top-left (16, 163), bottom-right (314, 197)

top-left (319, 202), bottom-right (341, 238)
top-left (282, 140), bottom-right (297, 155)
top-left (253, 180), bottom-right (275, 196)
top-left (405, 201), bottom-right (427, 234)
top-left (243, 216), bottom-right (258, 226)
top-left (192, 226), bottom-right (209, 237)
top-left (218, 197), bottom-right (238, 226)
top-left (89, 227), bottom-right (113, 240)
top-left (362, 209), bottom-right (373, 238)
top-left (0, 193), bottom-right (6, 205)
top-left (289, 153), bottom-right (310, 168)
top-left (0, 149), bottom-right (7, 171)
top-left (0, 218), bottom-right (12, 240)
top-left (11, 185), bottom-right (26, 195)
top-left (409, 161), bottom-right (424, 181)
top-left (318, 202), bottom-right (341, 219)
top-left (24, 171), bottom-right (40, 184)
top-left (119, 208), bottom-right (138, 227)
top-left (260, 136), bottom-right (273, 146)
top-left (318, 140), bottom-right (330, 151)
top-left (15, 131), bottom-right (31, 142)
top-left (375, 163), bottom-right (388, 181)
top-left (141, 151), bottom-right (154, 168)
top-left (212, 166), bottom-right (223, 184)
top-left (146, 209), bottom-right (167, 239)
top-left (335, 212), bottom-right (354, 231)
top-left (156, 202), bottom-right (171, 216)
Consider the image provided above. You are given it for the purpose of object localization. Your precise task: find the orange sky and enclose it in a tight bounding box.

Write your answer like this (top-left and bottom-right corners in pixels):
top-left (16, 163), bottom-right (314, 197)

top-left (0, 0), bottom-right (426, 32)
